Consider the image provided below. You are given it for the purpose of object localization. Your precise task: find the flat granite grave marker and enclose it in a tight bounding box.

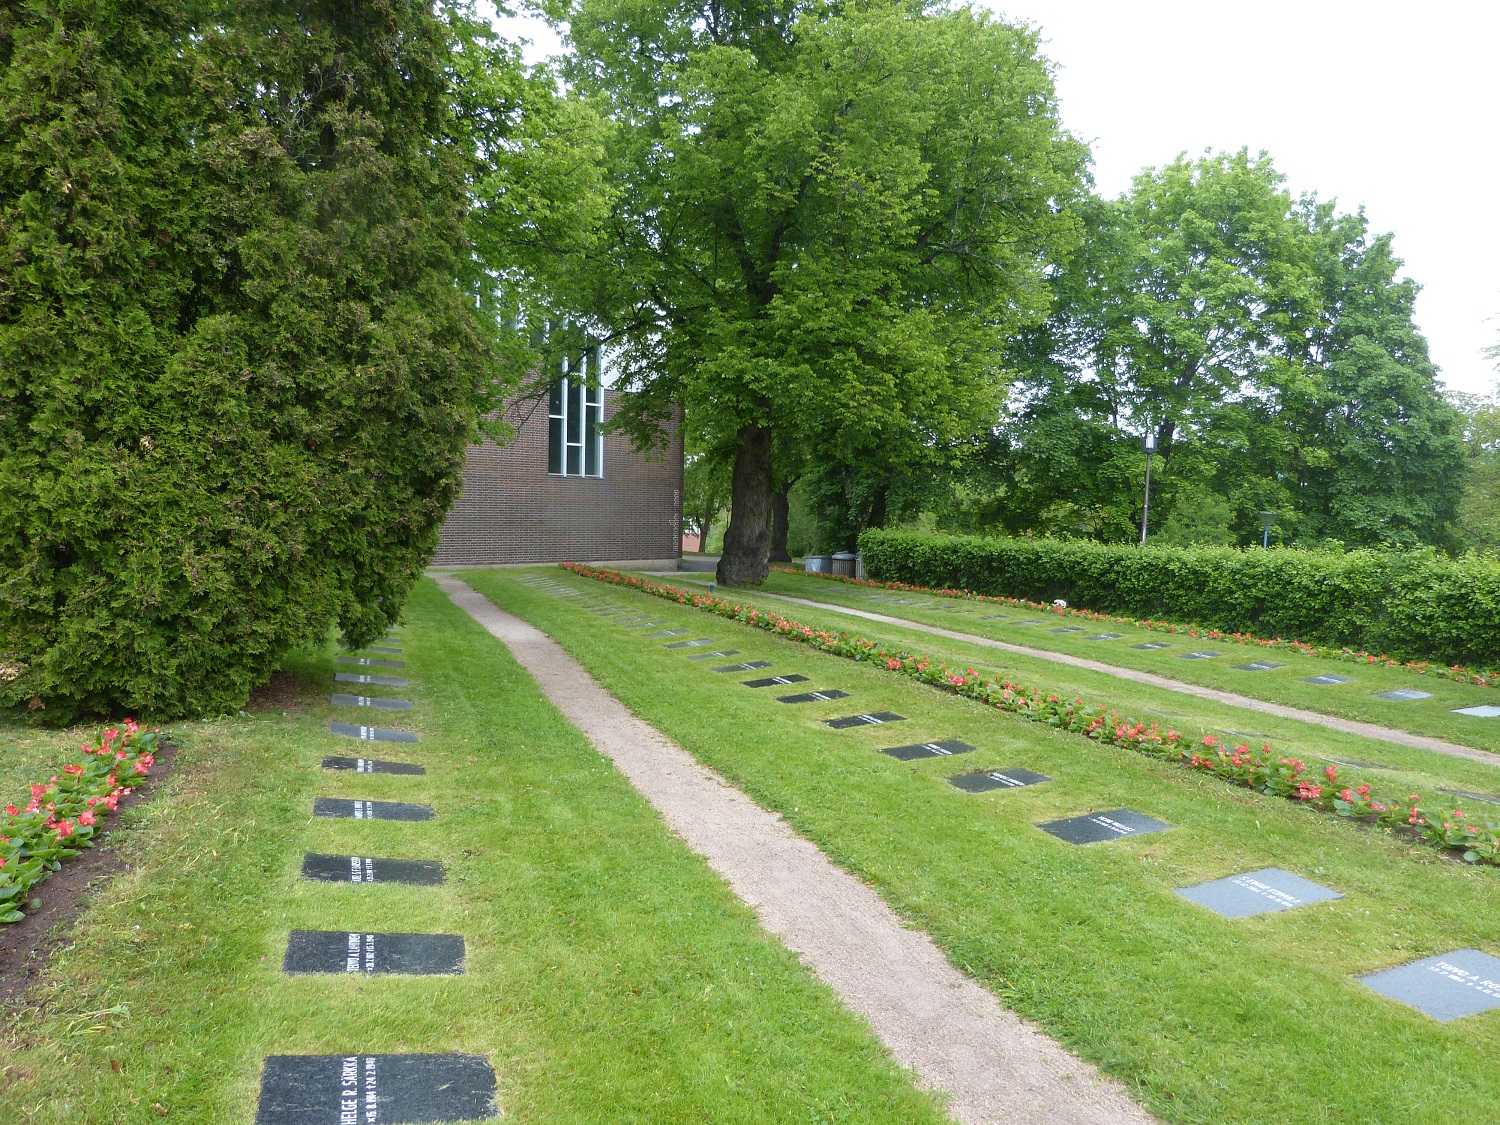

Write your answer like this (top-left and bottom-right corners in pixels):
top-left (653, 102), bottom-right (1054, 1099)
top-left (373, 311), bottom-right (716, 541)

top-left (283, 931), bottom-right (465, 975)
top-left (1051, 626), bottom-right (1084, 634)
top-left (978, 614), bottom-right (1007, 620)
top-left (1234, 662), bottom-right (1282, 671)
top-left (1357, 948), bottom-right (1500, 1021)
top-left (1453, 704), bottom-right (1500, 718)
top-left (1375, 689), bottom-right (1433, 702)
top-left (665, 638), bottom-right (716, 649)
top-left (313, 798), bottom-right (433, 822)
top-left (621, 620), bottom-right (668, 629)
top-left (825, 712), bottom-right (906, 729)
top-left (880, 739), bottom-right (975, 761)
top-left (335, 672), bottom-right (409, 688)
top-left (1085, 633), bottom-right (1124, 641)
top-left (1302, 674), bottom-right (1353, 686)
top-left (687, 650), bottom-right (741, 660)
top-left (362, 645), bottom-right (403, 654)
top-left (643, 628), bottom-right (689, 638)
top-left (321, 756), bottom-right (425, 776)
top-left (301, 854), bottom-right (446, 885)
top-left (1009, 619), bottom-right (1044, 627)
top-left (336, 656), bottom-right (406, 669)
top-left (714, 661), bottom-right (772, 672)
top-left (1133, 642), bottom-right (1171, 650)
top-left (1438, 788), bottom-right (1500, 806)
top-left (329, 694), bottom-right (413, 711)
top-left (1321, 756), bottom-right (1386, 770)
top-left (778, 689), bottom-right (849, 704)
top-left (328, 722), bottom-right (418, 744)
top-left (949, 767), bottom-right (1050, 792)
top-left (1175, 867), bottom-right (1342, 918)
top-left (255, 1053), bottom-right (497, 1125)
top-left (1038, 809), bottom-right (1170, 845)
top-left (744, 674), bottom-right (808, 688)
top-left (1180, 652), bottom-right (1219, 660)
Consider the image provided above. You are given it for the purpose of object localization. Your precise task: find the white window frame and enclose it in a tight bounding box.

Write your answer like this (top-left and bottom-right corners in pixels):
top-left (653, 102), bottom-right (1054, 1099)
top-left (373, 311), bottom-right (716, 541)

top-left (547, 349), bottom-right (604, 478)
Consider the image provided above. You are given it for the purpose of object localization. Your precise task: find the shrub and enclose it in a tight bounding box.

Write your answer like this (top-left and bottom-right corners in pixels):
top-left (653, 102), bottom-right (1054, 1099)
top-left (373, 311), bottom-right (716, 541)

top-left (857, 530), bottom-right (1500, 668)
top-left (0, 1), bottom-right (498, 722)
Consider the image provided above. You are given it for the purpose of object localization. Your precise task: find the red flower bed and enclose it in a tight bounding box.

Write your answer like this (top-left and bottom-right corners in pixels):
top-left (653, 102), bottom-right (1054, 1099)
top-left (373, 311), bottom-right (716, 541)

top-left (773, 566), bottom-right (1500, 689)
top-left (563, 563), bottom-right (1500, 868)
top-left (1, 720), bottom-right (162, 923)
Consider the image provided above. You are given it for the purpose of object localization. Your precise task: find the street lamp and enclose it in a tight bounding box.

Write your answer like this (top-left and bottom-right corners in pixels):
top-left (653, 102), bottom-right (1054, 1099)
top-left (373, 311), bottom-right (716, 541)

top-left (1140, 431), bottom-right (1157, 545)
top-left (1259, 511), bottom-right (1276, 549)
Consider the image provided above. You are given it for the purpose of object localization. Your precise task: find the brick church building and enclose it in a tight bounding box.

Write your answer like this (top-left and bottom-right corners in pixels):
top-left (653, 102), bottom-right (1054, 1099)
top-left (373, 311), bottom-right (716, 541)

top-left (432, 349), bottom-right (683, 567)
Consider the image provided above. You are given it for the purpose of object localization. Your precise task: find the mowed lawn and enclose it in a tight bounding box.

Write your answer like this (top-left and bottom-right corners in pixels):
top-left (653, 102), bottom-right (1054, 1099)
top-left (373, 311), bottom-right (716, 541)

top-left (714, 569), bottom-right (1500, 756)
top-left (654, 570), bottom-right (1500, 803)
top-left (465, 566), bottom-right (1500, 1125)
top-left (0, 579), bottom-right (948, 1125)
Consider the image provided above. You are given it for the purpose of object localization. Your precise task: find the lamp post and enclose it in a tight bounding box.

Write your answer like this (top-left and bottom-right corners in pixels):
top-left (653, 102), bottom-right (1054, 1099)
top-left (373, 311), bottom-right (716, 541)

top-left (1140, 431), bottom-right (1157, 545)
top-left (1259, 511), bottom-right (1276, 549)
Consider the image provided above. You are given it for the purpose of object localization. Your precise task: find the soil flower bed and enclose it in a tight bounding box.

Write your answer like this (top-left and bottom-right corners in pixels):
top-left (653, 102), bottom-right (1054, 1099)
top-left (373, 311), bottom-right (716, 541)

top-left (1, 719), bottom-right (162, 923)
top-left (565, 563), bottom-right (1500, 869)
top-left (772, 566), bottom-right (1500, 689)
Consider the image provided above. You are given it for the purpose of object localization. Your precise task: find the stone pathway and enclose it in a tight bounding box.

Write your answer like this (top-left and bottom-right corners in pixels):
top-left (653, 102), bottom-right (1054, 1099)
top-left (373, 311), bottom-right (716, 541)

top-left (435, 572), bottom-right (1156, 1125)
top-left (706, 585), bottom-right (1500, 771)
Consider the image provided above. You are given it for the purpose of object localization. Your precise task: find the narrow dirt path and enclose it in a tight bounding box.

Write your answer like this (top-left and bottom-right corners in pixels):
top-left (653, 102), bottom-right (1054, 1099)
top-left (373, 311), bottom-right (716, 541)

top-left (434, 573), bottom-right (1156, 1125)
top-left (705, 586), bottom-right (1500, 771)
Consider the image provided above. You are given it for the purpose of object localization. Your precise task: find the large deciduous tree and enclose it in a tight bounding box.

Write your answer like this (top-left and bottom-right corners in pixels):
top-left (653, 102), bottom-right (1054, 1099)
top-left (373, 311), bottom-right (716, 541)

top-left (558, 0), bottom-right (1086, 583)
top-left (0, 0), bottom-right (569, 721)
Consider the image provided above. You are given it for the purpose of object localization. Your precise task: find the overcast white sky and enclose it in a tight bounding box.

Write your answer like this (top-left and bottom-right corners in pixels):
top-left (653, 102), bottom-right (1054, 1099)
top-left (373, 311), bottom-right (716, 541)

top-left (489, 0), bottom-right (1500, 394)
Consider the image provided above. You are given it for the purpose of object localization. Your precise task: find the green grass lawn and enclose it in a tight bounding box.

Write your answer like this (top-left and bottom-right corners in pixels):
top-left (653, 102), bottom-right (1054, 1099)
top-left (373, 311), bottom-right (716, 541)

top-left (1, 578), bottom-right (948, 1125)
top-left (708, 569), bottom-right (1500, 756)
top-left (466, 565), bottom-right (1500, 1125)
top-left (0, 728), bottom-right (81, 812)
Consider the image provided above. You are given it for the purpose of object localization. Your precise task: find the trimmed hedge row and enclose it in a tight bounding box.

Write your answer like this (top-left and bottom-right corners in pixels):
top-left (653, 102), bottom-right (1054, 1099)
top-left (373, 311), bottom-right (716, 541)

top-left (857, 531), bottom-right (1500, 668)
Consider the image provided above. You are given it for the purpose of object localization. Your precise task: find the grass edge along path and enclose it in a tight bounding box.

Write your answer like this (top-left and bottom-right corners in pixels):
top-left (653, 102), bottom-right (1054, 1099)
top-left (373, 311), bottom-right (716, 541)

top-left (434, 571), bottom-right (1157, 1125)
top-left (2, 578), bottom-right (953, 1125)
top-left (780, 567), bottom-right (1500, 688)
top-left (566, 564), bottom-right (1500, 869)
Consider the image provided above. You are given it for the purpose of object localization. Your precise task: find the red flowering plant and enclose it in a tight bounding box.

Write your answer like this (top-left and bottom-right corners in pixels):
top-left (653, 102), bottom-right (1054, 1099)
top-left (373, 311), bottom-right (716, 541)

top-left (1, 720), bottom-right (161, 923)
top-left (562, 563), bottom-right (1500, 869)
top-left (772, 566), bottom-right (1500, 689)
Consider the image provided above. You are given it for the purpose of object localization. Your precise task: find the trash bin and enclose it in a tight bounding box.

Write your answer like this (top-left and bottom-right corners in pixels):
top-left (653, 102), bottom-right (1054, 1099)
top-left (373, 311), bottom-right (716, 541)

top-left (831, 551), bottom-right (857, 578)
top-left (805, 554), bottom-right (833, 574)
top-left (855, 553), bottom-right (865, 580)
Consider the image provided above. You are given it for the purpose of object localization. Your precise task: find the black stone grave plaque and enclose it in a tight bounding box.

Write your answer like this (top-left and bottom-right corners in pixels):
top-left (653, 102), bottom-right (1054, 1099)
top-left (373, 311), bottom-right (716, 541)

top-left (255, 1053), bottom-right (496, 1125)
top-left (687, 650), bottom-right (741, 660)
top-left (301, 854), bottom-right (446, 885)
top-left (1133, 642), bottom-right (1171, 650)
top-left (1357, 949), bottom-right (1500, 1021)
top-left (330, 693), bottom-right (413, 711)
top-left (1302, 674), bottom-right (1353, 685)
top-left (313, 798), bottom-right (433, 822)
top-left (1011, 620), bottom-right (1043, 627)
top-left (328, 722), bottom-right (418, 744)
top-left (1051, 627), bottom-right (1083, 634)
top-left (825, 712), bottom-right (906, 729)
top-left (880, 739), bottom-right (975, 761)
top-left (363, 645), bottom-right (403, 654)
top-left (1174, 867), bottom-right (1342, 918)
top-left (622, 620), bottom-right (667, 629)
top-left (283, 931), bottom-right (465, 975)
top-left (978, 614), bottom-right (1007, 620)
top-left (948, 767), bottom-right (1050, 792)
top-left (778, 689), bottom-right (849, 704)
top-left (1180, 651), bottom-right (1219, 660)
top-left (643, 628), bottom-right (689, 638)
top-left (336, 656), bottom-right (406, 669)
top-left (613, 616), bottom-right (651, 624)
top-left (1452, 704), bottom-right (1500, 718)
top-left (321, 756), bottom-right (426, 776)
top-left (1038, 809), bottom-right (1170, 844)
top-left (1438, 788), bottom-right (1500, 806)
top-left (1374, 689), bottom-right (1433, 701)
top-left (335, 672), bottom-right (409, 688)
top-left (1085, 633), bottom-right (1124, 641)
top-left (1234, 662), bottom-right (1282, 671)
top-left (1320, 756), bottom-right (1385, 770)
top-left (744, 674), bottom-right (809, 688)
top-left (665, 638), bottom-right (716, 649)
top-left (713, 661), bottom-right (772, 672)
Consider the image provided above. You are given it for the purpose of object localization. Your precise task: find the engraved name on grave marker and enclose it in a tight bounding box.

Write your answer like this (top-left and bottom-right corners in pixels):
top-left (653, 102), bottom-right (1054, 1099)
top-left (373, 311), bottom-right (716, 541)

top-left (1357, 948), bottom-right (1500, 1021)
top-left (1234, 662), bottom-right (1282, 671)
top-left (825, 712), bottom-right (906, 729)
top-left (335, 673), bottom-right (409, 688)
top-left (282, 931), bottom-right (465, 975)
top-left (1174, 867), bottom-right (1342, 918)
top-left (948, 766), bottom-right (1050, 792)
top-left (687, 650), bottom-right (741, 660)
top-left (328, 722), bottom-right (418, 744)
top-left (1038, 809), bottom-right (1170, 844)
top-left (880, 739), bottom-right (975, 761)
top-left (336, 656), bottom-right (406, 669)
top-left (313, 798), bottom-right (434, 822)
top-left (1374, 689), bottom-right (1433, 701)
top-left (665, 638), bottom-right (716, 649)
top-left (301, 854), bottom-right (446, 885)
top-left (778, 689), bottom-right (850, 704)
top-left (254, 1054), bottom-right (497, 1125)
top-left (744, 674), bottom-right (808, 688)
top-left (330, 693), bottom-right (414, 711)
top-left (1302, 675), bottom-right (1353, 686)
top-left (713, 661), bottom-right (772, 673)
top-left (321, 756), bottom-right (426, 775)
top-left (1133, 642), bottom-right (1171, 650)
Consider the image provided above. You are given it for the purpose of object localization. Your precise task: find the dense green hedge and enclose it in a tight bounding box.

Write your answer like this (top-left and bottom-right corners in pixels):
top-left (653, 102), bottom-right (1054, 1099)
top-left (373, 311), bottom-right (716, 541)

top-left (0, 1), bottom-right (496, 722)
top-left (858, 530), bottom-right (1500, 668)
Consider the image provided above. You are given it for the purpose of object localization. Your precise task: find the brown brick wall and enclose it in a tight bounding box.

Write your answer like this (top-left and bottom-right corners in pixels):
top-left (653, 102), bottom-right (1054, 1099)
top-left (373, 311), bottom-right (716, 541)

top-left (432, 389), bottom-right (683, 566)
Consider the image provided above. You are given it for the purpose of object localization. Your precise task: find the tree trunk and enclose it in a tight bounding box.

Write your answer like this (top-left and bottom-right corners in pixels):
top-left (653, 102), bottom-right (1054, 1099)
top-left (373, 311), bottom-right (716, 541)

top-left (717, 425), bottom-right (774, 586)
top-left (769, 487), bottom-right (792, 562)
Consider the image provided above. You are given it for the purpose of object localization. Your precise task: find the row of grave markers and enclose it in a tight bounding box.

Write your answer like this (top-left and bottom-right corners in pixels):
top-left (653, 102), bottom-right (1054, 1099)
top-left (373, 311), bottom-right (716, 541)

top-left (522, 573), bottom-right (1500, 1025)
top-left (254, 632), bottom-right (498, 1125)
top-left (856, 593), bottom-right (1500, 717)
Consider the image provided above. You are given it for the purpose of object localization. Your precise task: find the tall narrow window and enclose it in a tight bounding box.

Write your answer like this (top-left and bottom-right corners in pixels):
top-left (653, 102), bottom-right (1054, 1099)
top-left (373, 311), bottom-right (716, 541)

top-left (547, 349), bottom-right (604, 478)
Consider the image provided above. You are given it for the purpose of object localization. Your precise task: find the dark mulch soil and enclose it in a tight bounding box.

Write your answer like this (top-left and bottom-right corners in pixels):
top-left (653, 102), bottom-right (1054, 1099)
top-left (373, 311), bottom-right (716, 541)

top-left (247, 669), bottom-right (313, 714)
top-left (0, 738), bottom-right (180, 1008)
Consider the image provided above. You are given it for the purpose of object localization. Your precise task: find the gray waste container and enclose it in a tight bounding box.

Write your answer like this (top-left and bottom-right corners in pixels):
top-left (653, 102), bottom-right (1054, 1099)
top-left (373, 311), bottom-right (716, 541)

top-left (805, 554), bottom-right (833, 574)
top-left (831, 551), bottom-right (857, 577)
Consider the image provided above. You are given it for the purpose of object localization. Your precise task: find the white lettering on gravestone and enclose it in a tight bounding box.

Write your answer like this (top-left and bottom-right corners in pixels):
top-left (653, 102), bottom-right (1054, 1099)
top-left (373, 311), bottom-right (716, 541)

top-left (340, 1055), bottom-right (359, 1124)
top-left (361, 727), bottom-right (374, 740)
top-left (354, 801), bottom-right (370, 819)
top-left (924, 743), bottom-right (953, 755)
top-left (363, 1055), bottom-right (378, 1122)
top-left (350, 857), bottom-right (363, 883)
top-left (1093, 816), bottom-right (1135, 835)
top-left (361, 858), bottom-right (374, 883)
top-left (357, 758), bottom-right (371, 772)
top-left (346, 933), bottom-right (361, 972)
top-left (364, 933), bottom-right (376, 973)
top-left (1430, 961), bottom-right (1500, 1000)
top-left (1231, 875), bottom-right (1302, 908)
top-left (991, 773), bottom-right (1023, 786)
